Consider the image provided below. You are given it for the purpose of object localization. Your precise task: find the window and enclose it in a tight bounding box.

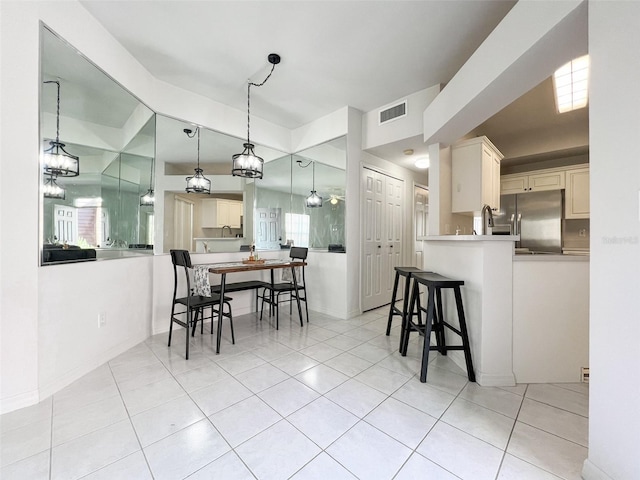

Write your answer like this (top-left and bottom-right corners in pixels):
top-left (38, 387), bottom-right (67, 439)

top-left (285, 213), bottom-right (310, 248)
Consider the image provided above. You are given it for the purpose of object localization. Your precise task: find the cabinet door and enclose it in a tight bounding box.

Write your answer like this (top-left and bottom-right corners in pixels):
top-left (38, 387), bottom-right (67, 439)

top-left (491, 155), bottom-right (501, 210)
top-left (565, 168), bottom-right (590, 218)
top-left (201, 199), bottom-right (218, 228)
top-left (228, 201), bottom-right (243, 228)
top-left (501, 174), bottom-right (528, 195)
top-left (529, 171), bottom-right (565, 192)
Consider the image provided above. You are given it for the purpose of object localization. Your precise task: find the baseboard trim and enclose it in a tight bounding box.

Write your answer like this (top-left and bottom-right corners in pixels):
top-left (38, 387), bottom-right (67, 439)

top-left (39, 334), bottom-right (147, 402)
top-left (0, 388), bottom-right (40, 415)
top-left (582, 459), bottom-right (615, 480)
top-left (447, 350), bottom-right (516, 386)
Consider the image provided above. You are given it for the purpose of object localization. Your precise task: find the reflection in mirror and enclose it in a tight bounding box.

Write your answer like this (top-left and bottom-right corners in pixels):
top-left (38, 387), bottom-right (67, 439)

top-left (40, 26), bottom-right (155, 264)
top-left (156, 114), bottom-right (286, 254)
top-left (255, 136), bottom-right (346, 251)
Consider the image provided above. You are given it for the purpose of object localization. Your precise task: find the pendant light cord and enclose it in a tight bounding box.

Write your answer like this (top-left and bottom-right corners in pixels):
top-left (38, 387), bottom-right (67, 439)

top-left (43, 80), bottom-right (61, 143)
top-left (246, 61), bottom-right (277, 145)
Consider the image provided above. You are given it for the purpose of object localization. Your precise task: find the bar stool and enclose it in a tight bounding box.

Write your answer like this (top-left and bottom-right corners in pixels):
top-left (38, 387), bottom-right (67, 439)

top-left (386, 266), bottom-right (426, 337)
top-left (401, 272), bottom-right (476, 383)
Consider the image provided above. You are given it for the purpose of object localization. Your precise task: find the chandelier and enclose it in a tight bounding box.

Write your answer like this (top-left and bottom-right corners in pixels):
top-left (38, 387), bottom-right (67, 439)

top-left (232, 53), bottom-right (281, 179)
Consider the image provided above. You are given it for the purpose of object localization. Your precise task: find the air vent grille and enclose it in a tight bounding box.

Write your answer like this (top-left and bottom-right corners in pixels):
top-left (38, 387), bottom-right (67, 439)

top-left (379, 100), bottom-right (407, 125)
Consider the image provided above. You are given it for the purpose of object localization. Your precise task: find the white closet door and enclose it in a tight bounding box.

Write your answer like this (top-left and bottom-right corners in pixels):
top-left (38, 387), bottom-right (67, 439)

top-left (362, 168), bottom-right (403, 311)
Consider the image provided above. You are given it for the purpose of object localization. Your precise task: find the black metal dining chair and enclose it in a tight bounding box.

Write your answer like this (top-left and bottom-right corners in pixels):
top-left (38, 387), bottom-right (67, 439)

top-left (168, 249), bottom-right (234, 359)
top-left (259, 246), bottom-right (309, 329)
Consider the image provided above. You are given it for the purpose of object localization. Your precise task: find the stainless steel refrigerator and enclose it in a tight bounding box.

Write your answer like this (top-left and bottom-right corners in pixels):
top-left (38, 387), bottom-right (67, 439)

top-left (493, 190), bottom-right (563, 253)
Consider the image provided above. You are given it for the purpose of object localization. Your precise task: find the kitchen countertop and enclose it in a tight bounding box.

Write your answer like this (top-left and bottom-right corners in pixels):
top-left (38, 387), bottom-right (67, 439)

top-left (194, 237), bottom-right (243, 241)
top-left (422, 235), bottom-right (520, 242)
top-left (513, 253), bottom-right (589, 262)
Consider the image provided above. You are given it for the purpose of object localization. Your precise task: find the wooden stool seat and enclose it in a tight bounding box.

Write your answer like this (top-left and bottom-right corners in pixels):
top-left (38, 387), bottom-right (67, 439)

top-left (401, 272), bottom-right (476, 383)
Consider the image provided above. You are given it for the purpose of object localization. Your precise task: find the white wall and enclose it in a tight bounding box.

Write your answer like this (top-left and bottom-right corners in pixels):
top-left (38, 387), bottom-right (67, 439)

top-left (584, 3), bottom-right (640, 480)
top-left (0, 0), bottom-right (290, 414)
top-left (512, 258), bottom-right (589, 384)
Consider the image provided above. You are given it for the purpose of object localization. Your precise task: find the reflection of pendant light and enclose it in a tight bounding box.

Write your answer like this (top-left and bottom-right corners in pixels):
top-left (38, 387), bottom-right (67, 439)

top-left (296, 159), bottom-right (323, 208)
top-left (43, 80), bottom-right (79, 177)
top-left (43, 174), bottom-right (65, 199)
top-left (184, 127), bottom-right (211, 194)
top-left (140, 157), bottom-right (155, 206)
top-left (232, 53), bottom-right (281, 179)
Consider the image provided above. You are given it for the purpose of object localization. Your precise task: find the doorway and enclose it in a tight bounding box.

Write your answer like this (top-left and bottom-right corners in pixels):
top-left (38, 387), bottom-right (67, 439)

top-left (361, 167), bottom-right (404, 311)
top-left (173, 197), bottom-right (194, 251)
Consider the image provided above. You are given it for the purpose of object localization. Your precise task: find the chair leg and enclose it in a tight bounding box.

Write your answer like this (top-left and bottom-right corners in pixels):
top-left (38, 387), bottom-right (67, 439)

top-left (226, 301), bottom-right (235, 345)
top-left (168, 303), bottom-right (176, 347)
top-left (386, 271), bottom-right (400, 335)
top-left (191, 308), bottom-right (200, 337)
top-left (186, 309), bottom-right (194, 360)
top-left (454, 287), bottom-right (476, 382)
top-left (304, 292), bottom-right (309, 323)
top-left (419, 287), bottom-right (436, 383)
top-left (400, 282), bottom-right (419, 356)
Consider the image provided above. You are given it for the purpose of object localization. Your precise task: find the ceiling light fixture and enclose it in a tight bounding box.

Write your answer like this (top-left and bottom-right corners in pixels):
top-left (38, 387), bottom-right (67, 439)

top-left (414, 156), bottom-right (430, 169)
top-left (553, 55), bottom-right (589, 113)
top-left (140, 157), bottom-right (155, 206)
top-left (297, 159), bottom-right (323, 208)
top-left (43, 80), bottom-right (79, 177)
top-left (184, 127), bottom-right (211, 194)
top-left (232, 53), bottom-right (281, 179)
top-left (43, 174), bottom-right (65, 199)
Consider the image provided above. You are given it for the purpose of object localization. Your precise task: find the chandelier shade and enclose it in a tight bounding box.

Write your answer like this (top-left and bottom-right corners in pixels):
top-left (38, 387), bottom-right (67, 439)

top-left (232, 53), bottom-right (280, 179)
top-left (43, 80), bottom-right (79, 177)
top-left (232, 143), bottom-right (264, 179)
top-left (184, 127), bottom-right (211, 194)
top-left (304, 160), bottom-right (323, 208)
top-left (43, 174), bottom-right (65, 200)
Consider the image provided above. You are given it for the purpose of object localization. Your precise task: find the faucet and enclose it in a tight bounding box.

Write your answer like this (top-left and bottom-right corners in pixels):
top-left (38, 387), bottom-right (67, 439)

top-left (481, 204), bottom-right (494, 235)
top-left (221, 225), bottom-right (232, 238)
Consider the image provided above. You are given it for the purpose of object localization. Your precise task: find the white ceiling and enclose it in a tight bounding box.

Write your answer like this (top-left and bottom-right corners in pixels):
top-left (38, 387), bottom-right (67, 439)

top-left (54, 1), bottom-right (588, 175)
top-left (79, 0), bottom-right (517, 130)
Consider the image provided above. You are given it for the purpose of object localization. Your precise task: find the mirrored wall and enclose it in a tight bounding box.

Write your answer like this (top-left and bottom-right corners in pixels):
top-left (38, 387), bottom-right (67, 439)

top-left (255, 137), bottom-right (347, 252)
top-left (39, 25), bottom-right (347, 261)
top-left (40, 26), bottom-right (155, 264)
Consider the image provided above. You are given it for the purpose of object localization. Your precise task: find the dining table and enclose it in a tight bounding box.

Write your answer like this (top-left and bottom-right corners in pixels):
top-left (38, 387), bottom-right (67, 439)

top-left (194, 259), bottom-right (307, 354)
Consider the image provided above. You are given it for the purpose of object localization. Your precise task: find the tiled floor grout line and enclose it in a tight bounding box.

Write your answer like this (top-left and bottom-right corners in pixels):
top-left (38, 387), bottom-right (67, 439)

top-left (492, 383), bottom-right (528, 480)
top-left (4, 308), bottom-right (589, 479)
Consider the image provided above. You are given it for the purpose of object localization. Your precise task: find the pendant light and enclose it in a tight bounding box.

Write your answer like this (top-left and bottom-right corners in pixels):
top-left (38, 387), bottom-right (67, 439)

top-left (297, 159), bottom-right (323, 208)
top-left (43, 174), bottom-right (65, 200)
top-left (43, 80), bottom-right (79, 177)
top-left (184, 127), bottom-right (211, 194)
top-left (232, 53), bottom-right (281, 179)
top-left (306, 161), bottom-right (323, 208)
top-left (140, 157), bottom-right (155, 206)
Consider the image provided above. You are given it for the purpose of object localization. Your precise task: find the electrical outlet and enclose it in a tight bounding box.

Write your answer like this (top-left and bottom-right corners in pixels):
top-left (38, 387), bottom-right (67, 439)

top-left (579, 228), bottom-right (587, 237)
top-left (98, 312), bottom-right (106, 328)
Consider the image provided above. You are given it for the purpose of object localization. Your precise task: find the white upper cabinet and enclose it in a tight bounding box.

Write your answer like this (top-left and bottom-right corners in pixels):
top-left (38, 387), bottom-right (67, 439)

top-left (452, 136), bottom-right (503, 213)
top-left (565, 166), bottom-right (590, 219)
top-left (501, 170), bottom-right (566, 195)
top-left (201, 199), bottom-right (243, 228)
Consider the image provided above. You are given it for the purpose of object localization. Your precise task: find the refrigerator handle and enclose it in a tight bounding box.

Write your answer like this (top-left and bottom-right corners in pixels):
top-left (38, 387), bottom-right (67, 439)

top-left (509, 214), bottom-right (515, 235)
top-left (516, 213), bottom-right (522, 236)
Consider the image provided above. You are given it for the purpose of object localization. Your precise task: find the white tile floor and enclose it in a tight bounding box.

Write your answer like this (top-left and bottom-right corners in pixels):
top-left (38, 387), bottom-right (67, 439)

top-left (0, 307), bottom-right (589, 480)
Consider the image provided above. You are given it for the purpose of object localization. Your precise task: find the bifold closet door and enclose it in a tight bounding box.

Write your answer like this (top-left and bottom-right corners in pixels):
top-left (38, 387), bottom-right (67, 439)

top-left (362, 168), bottom-right (403, 311)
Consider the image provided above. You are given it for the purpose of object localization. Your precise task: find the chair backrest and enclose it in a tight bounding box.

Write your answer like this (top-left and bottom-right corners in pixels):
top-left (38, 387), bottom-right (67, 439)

top-left (170, 249), bottom-right (193, 299)
top-left (170, 249), bottom-right (192, 268)
top-left (289, 246), bottom-right (308, 261)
